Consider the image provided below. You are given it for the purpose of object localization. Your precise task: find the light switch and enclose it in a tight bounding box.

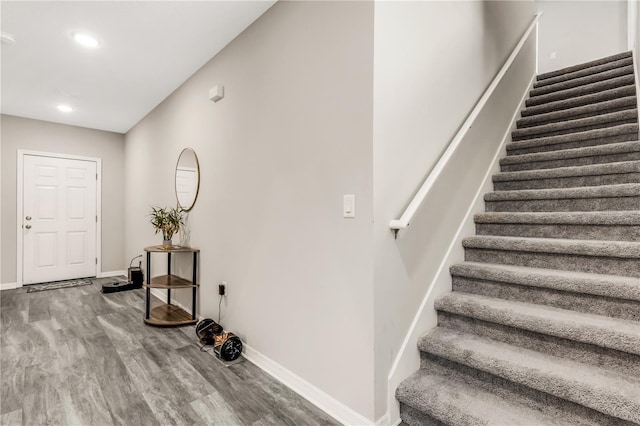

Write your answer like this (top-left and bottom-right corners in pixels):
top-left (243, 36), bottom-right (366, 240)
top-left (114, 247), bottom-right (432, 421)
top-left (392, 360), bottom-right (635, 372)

top-left (343, 194), bottom-right (355, 218)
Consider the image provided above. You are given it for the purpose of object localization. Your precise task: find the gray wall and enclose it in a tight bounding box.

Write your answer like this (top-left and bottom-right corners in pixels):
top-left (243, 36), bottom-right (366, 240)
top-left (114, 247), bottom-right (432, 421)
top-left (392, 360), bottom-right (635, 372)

top-left (1, 114), bottom-right (126, 283)
top-left (537, 1), bottom-right (627, 74)
top-left (373, 0), bottom-right (536, 419)
top-left (124, 1), bottom-right (375, 420)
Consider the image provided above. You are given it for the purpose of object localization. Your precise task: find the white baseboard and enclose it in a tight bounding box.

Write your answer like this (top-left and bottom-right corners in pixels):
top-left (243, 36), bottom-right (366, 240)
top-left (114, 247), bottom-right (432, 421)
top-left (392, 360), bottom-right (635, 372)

top-left (375, 412), bottom-right (391, 426)
top-left (242, 344), bottom-right (375, 426)
top-left (0, 282), bottom-right (19, 291)
top-left (97, 270), bottom-right (127, 278)
top-left (149, 290), bottom-right (378, 425)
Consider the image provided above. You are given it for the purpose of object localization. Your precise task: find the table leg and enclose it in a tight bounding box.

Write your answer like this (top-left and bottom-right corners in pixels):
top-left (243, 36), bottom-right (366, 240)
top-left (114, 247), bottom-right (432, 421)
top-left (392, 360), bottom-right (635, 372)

top-left (192, 252), bottom-right (197, 320)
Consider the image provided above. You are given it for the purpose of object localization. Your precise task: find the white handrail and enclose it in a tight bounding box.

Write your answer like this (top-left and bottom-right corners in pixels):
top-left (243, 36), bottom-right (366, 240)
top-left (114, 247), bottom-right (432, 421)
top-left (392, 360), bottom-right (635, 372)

top-left (389, 12), bottom-right (542, 235)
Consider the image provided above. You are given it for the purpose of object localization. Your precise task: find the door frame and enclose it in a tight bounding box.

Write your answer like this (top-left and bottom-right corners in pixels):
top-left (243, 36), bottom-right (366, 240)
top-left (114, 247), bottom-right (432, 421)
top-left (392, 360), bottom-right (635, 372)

top-left (17, 150), bottom-right (102, 287)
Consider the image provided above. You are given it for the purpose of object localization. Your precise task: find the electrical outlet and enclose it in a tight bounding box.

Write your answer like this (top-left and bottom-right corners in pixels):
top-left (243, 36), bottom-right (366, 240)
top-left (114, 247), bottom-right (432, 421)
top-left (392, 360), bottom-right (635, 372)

top-left (219, 283), bottom-right (226, 296)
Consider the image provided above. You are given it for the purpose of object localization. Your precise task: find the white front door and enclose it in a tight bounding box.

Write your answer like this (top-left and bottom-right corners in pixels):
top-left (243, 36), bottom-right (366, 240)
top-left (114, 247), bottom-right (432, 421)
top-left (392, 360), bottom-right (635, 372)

top-left (22, 154), bottom-right (97, 284)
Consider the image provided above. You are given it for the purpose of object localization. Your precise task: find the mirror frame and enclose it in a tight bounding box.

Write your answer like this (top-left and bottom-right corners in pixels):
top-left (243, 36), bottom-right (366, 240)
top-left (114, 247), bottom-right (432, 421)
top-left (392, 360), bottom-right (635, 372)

top-left (175, 148), bottom-right (200, 211)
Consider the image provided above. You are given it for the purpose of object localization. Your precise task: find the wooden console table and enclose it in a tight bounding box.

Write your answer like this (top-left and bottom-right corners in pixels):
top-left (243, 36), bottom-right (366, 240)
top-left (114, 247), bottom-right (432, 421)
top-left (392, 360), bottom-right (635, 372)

top-left (143, 245), bottom-right (199, 326)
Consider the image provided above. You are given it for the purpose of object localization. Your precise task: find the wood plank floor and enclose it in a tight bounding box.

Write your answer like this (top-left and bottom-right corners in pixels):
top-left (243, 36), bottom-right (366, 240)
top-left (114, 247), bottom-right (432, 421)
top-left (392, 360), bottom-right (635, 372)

top-left (0, 279), bottom-right (339, 425)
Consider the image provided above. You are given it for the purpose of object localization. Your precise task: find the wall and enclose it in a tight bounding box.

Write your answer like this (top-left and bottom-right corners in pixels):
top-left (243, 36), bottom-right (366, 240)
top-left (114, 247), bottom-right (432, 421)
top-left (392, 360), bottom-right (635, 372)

top-left (373, 1), bottom-right (537, 421)
top-left (1, 115), bottom-right (126, 284)
top-left (124, 1), bottom-right (375, 421)
top-left (537, 0), bottom-right (627, 74)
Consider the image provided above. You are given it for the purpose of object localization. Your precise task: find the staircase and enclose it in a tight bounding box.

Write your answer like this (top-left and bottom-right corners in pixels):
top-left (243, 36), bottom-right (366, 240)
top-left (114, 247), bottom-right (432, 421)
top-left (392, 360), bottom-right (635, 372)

top-left (396, 51), bottom-right (640, 425)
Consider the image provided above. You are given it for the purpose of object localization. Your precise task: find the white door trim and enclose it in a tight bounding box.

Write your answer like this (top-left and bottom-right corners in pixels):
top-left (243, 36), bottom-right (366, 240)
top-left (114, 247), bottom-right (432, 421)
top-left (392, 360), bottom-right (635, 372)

top-left (17, 150), bottom-right (102, 287)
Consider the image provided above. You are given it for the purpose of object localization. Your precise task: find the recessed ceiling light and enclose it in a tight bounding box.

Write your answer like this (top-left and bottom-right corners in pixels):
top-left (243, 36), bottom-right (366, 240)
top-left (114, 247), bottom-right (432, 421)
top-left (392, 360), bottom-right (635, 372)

top-left (57, 104), bottom-right (73, 113)
top-left (72, 32), bottom-right (99, 48)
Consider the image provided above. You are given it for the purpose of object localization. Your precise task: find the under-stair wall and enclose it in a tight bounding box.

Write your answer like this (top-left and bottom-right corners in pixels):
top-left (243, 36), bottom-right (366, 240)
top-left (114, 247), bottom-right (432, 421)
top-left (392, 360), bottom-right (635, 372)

top-left (373, 2), bottom-right (538, 422)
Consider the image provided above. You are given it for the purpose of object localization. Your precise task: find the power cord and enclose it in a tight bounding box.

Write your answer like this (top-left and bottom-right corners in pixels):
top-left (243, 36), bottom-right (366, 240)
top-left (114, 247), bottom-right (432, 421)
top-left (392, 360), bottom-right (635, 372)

top-left (218, 295), bottom-right (222, 324)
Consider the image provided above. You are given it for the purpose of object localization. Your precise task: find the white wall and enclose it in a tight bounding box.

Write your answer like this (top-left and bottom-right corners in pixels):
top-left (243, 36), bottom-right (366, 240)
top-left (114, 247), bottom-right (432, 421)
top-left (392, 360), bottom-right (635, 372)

top-left (1, 115), bottom-right (126, 284)
top-left (537, 0), bottom-right (627, 74)
top-left (373, 1), bottom-right (537, 420)
top-left (124, 1), bottom-right (375, 421)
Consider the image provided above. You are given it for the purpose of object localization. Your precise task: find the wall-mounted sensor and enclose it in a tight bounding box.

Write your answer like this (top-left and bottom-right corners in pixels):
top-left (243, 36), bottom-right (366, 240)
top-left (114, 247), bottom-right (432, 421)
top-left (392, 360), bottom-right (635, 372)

top-left (209, 85), bottom-right (224, 102)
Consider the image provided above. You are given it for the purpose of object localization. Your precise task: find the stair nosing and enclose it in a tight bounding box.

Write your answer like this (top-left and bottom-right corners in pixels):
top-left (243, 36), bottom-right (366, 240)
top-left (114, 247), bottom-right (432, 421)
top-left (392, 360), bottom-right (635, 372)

top-left (534, 57), bottom-right (634, 88)
top-left (511, 110), bottom-right (638, 141)
top-left (500, 141), bottom-right (640, 165)
top-left (537, 51), bottom-right (632, 81)
top-left (419, 325), bottom-right (640, 423)
top-left (506, 124), bottom-right (639, 152)
top-left (530, 65), bottom-right (635, 97)
top-left (521, 85), bottom-right (637, 118)
top-left (450, 261), bottom-right (640, 302)
top-left (484, 183), bottom-right (640, 201)
top-left (492, 160), bottom-right (640, 182)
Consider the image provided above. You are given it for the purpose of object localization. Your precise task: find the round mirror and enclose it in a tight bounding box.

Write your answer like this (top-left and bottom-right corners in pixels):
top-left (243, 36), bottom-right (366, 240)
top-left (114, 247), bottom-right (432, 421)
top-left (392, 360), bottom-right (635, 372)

top-left (175, 148), bottom-right (200, 211)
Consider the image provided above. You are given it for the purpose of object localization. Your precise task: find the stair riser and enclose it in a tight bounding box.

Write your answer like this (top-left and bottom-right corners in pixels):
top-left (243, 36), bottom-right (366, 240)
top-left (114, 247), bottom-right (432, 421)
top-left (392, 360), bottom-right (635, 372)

top-left (525, 75), bottom-right (636, 107)
top-left (419, 352), bottom-right (634, 426)
top-left (500, 151), bottom-right (640, 172)
top-left (451, 277), bottom-right (640, 321)
top-left (485, 196), bottom-right (640, 212)
top-left (537, 52), bottom-right (631, 81)
top-left (533, 57), bottom-right (633, 89)
top-left (506, 133), bottom-right (638, 155)
top-left (511, 118), bottom-right (638, 141)
top-left (521, 86), bottom-right (637, 117)
top-left (493, 172), bottom-right (640, 191)
top-left (475, 222), bottom-right (640, 242)
top-left (437, 312), bottom-right (640, 377)
top-left (399, 404), bottom-right (445, 426)
top-left (530, 67), bottom-right (634, 97)
top-left (464, 248), bottom-right (640, 277)
top-left (517, 103), bottom-right (637, 128)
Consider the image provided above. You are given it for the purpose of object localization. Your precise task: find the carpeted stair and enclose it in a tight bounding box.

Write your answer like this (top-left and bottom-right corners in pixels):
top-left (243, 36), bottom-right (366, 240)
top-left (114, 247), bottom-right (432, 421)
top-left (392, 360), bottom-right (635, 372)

top-left (396, 51), bottom-right (640, 425)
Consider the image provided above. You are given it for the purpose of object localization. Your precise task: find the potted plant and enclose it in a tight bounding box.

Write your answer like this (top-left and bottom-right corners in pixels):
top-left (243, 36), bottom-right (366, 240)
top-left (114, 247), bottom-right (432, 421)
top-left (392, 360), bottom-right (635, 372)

top-left (149, 206), bottom-right (184, 247)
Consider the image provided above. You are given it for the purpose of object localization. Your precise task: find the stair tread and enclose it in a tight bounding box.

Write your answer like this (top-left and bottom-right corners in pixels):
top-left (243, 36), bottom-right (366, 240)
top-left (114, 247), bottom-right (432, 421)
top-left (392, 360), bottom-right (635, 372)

top-left (537, 51), bottom-right (632, 81)
top-left (517, 96), bottom-right (637, 128)
top-left (475, 210), bottom-right (640, 225)
top-left (530, 64), bottom-right (634, 97)
top-left (522, 85), bottom-right (637, 118)
top-left (397, 368), bottom-right (572, 426)
top-left (462, 235), bottom-right (640, 258)
top-left (484, 183), bottom-right (640, 201)
top-left (526, 74), bottom-right (636, 107)
top-left (493, 160), bottom-right (640, 182)
top-left (511, 110), bottom-right (637, 141)
top-left (450, 261), bottom-right (640, 301)
top-left (419, 326), bottom-right (640, 423)
top-left (534, 57), bottom-right (634, 88)
top-left (500, 141), bottom-right (640, 165)
top-left (506, 123), bottom-right (639, 152)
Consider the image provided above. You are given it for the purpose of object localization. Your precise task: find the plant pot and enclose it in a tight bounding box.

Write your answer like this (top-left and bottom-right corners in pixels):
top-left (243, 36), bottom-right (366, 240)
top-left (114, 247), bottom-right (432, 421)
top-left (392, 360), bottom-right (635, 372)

top-left (163, 239), bottom-right (172, 248)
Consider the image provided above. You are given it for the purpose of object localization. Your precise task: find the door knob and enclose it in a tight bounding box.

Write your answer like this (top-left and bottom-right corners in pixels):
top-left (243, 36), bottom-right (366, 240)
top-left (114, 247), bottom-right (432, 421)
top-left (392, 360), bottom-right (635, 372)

top-left (25, 216), bottom-right (31, 221)
top-left (25, 224), bottom-right (32, 229)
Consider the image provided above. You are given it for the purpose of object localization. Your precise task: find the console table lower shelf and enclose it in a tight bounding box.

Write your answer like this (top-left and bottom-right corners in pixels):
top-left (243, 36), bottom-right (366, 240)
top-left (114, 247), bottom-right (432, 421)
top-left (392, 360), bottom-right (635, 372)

top-left (145, 303), bottom-right (196, 326)
top-left (143, 274), bottom-right (199, 327)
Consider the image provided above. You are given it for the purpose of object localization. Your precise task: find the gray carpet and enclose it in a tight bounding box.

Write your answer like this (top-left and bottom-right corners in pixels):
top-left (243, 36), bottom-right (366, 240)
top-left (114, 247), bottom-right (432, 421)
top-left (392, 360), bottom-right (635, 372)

top-left (396, 50), bottom-right (640, 425)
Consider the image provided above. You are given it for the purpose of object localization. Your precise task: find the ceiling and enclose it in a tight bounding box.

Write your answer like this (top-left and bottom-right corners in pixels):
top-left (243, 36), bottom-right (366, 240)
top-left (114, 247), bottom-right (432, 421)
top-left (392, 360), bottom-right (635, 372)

top-left (1, 1), bottom-right (276, 133)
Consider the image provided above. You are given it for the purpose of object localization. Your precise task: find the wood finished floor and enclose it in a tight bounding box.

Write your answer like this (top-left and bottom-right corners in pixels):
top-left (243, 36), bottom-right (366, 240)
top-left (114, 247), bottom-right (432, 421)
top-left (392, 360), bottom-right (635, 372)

top-left (0, 279), bottom-right (338, 425)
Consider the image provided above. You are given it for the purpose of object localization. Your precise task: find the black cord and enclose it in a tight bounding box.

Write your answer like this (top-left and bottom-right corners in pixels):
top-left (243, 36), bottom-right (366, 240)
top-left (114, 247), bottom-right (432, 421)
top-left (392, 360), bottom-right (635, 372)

top-left (218, 295), bottom-right (222, 324)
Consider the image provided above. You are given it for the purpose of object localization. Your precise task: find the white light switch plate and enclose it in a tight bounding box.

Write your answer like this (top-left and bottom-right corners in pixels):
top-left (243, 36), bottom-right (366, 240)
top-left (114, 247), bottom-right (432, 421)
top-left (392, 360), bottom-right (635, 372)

top-left (343, 194), bottom-right (355, 218)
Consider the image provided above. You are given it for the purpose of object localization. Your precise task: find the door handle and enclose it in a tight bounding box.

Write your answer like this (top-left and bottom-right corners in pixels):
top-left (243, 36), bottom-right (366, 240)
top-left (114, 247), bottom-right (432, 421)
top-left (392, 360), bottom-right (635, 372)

top-left (25, 216), bottom-right (32, 221)
top-left (25, 224), bottom-right (32, 229)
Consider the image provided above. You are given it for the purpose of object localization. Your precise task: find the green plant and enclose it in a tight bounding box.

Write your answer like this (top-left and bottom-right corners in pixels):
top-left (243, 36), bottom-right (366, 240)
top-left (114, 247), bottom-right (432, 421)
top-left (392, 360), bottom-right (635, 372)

top-left (149, 206), bottom-right (184, 241)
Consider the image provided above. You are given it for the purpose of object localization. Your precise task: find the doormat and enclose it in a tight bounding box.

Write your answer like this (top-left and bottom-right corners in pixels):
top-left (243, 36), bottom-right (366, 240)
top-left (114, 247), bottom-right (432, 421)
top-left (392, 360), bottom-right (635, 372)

top-left (26, 276), bottom-right (127, 293)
